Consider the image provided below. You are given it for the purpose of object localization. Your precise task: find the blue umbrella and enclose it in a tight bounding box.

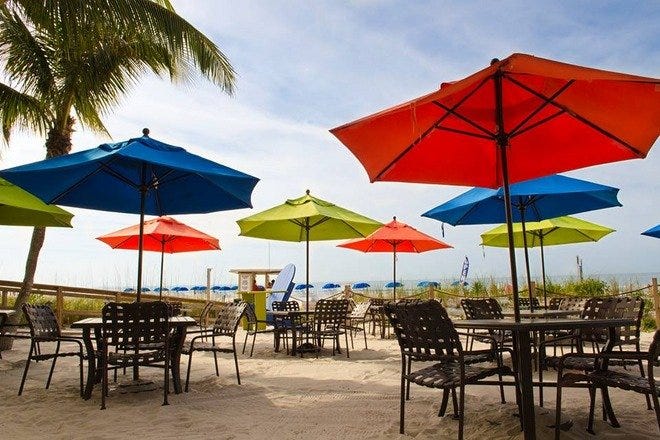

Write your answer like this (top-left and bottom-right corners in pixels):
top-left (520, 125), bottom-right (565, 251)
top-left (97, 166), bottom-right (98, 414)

top-left (417, 281), bottom-right (438, 288)
top-left (173, 286), bottom-right (189, 292)
top-left (423, 175), bottom-right (620, 226)
top-left (230, 285), bottom-right (239, 290)
top-left (154, 287), bottom-right (169, 292)
top-left (295, 283), bottom-right (313, 290)
top-left (423, 174), bottom-right (621, 308)
top-left (642, 225), bottom-right (660, 239)
top-left (123, 288), bottom-right (135, 292)
top-left (191, 286), bottom-right (206, 292)
top-left (0, 130), bottom-right (259, 301)
top-left (322, 282), bottom-right (341, 289)
top-left (385, 281), bottom-right (402, 288)
top-left (352, 282), bottom-right (370, 289)
top-left (140, 287), bottom-right (151, 292)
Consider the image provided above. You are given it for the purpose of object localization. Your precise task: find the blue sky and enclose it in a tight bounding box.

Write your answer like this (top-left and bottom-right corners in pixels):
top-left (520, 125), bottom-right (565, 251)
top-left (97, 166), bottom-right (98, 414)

top-left (0, 1), bottom-right (657, 290)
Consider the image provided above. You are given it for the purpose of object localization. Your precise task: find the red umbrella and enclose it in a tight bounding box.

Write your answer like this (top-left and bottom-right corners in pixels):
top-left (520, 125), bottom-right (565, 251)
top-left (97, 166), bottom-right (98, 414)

top-left (97, 216), bottom-right (220, 298)
top-left (331, 53), bottom-right (659, 319)
top-left (337, 217), bottom-right (452, 300)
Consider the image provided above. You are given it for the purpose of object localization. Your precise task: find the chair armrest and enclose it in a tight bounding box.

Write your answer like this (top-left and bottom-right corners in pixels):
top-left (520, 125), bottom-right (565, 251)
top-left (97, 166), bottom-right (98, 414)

top-left (538, 334), bottom-right (580, 348)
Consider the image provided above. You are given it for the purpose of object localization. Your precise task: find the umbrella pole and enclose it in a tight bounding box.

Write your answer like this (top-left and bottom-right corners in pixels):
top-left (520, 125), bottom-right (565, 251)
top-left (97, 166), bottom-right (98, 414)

top-left (540, 235), bottom-right (547, 308)
top-left (305, 219), bottom-right (310, 313)
top-left (520, 212), bottom-right (535, 312)
top-left (136, 166), bottom-right (147, 303)
top-left (392, 245), bottom-right (397, 301)
top-left (495, 72), bottom-right (520, 322)
top-left (159, 241), bottom-right (165, 300)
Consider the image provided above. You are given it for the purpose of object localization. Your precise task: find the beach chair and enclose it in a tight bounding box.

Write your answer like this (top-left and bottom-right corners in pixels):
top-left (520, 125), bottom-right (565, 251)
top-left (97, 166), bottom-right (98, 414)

top-left (384, 300), bottom-right (518, 439)
top-left (554, 329), bottom-right (660, 438)
top-left (342, 301), bottom-right (371, 350)
top-left (242, 302), bottom-right (277, 357)
top-left (300, 299), bottom-right (350, 358)
top-left (18, 304), bottom-right (84, 396)
top-left (265, 263), bottom-right (296, 324)
top-left (183, 301), bottom-right (247, 391)
top-left (100, 301), bottom-right (171, 409)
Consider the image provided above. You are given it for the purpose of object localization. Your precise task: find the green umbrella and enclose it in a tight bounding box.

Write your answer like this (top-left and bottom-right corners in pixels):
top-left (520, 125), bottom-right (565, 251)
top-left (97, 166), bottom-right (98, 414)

top-left (237, 190), bottom-right (381, 311)
top-left (481, 216), bottom-right (614, 306)
top-left (0, 178), bottom-right (73, 227)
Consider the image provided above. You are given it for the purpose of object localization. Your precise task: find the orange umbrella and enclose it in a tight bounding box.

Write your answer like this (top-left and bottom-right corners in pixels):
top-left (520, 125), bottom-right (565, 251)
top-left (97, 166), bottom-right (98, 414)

top-left (338, 217), bottom-right (452, 300)
top-left (97, 216), bottom-right (220, 298)
top-left (331, 53), bottom-right (659, 319)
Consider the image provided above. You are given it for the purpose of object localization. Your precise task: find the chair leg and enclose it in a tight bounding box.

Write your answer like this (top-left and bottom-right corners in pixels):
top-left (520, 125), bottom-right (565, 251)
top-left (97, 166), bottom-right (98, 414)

top-left (185, 351), bottom-right (194, 392)
top-left (242, 330), bottom-right (249, 355)
top-left (46, 341), bottom-right (61, 389)
top-left (600, 386), bottom-right (620, 428)
top-left (362, 324), bottom-right (368, 350)
top-left (213, 351), bottom-right (219, 376)
top-left (18, 342), bottom-right (35, 396)
top-left (101, 347), bottom-right (107, 410)
top-left (344, 331), bottom-right (350, 358)
top-left (636, 342), bottom-right (653, 410)
top-left (554, 375), bottom-right (563, 440)
top-left (399, 358), bottom-right (406, 434)
top-left (458, 385), bottom-right (465, 440)
top-left (587, 385), bottom-right (597, 435)
top-left (78, 348), bottom-right (84, 397)
top-left (405, 357), bottom-right (412, 400)
top-left (438, 389), bottom-right (449, 416)
top-left (650, 387), bottom-right (660, 433)
top-left (232, 344), bottom-right (241, 385)
top-left (163, 344), bottom-right (170, 406)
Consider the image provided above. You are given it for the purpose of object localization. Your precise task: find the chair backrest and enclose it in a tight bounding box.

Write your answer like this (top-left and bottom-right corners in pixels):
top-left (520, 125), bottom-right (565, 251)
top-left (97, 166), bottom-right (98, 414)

top-left (213, 301), bottom-right (247, 336)
top-left (614, 296), bottom-right (644, 344)
top-left (313, 299), bottom-right (349, 330)
top-left (548, 297), bottom-right (563, 310)
top-left (102, 301), bottom-right (169, 347)
top-left (165, 301), bottom-right (183, 317)
top-left (272, 300), bottom-right (300, 312)
top-left (385, 299), bottom-right (462, 362)
top-left (266, 263), bottom-right (296, 311)
top-left (558, 297), bottom-right (585, 311)
top-left (460, 298), bottom-right (503, 320)
top-left (579, 297), bottom-right (620, 344)
top-left (199, 301), bottom-right (214, 322)
top-left (349, 301), bottom-right (371, 319)
top-left (22, 304), bottom-right (61, 339)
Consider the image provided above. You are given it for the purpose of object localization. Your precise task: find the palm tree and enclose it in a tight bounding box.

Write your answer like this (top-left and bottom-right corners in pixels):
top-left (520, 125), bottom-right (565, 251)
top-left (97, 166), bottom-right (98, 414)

top-left (0, 0), bottom-right (236, 322)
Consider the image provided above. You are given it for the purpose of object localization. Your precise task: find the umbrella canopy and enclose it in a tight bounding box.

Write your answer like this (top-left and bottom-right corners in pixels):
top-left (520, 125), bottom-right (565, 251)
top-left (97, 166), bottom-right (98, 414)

top-left (331, 53), bottom-right (658, 321)
top-left (481, 216), bottom-right (615, 306)
top-left (237, 190), bottom-right (381, 311)
top-left (0, 178), bottom-right (73, 227)
top-left (352, 282), bottom-right (370, 289)
top-left (417, 281), bottom-right (439, 288)
top-left (295, 283), bottom-right (313, 290)
top-left (1, 130), bottom-right (258, 301)
top-left (385, 281), bottom-right (403, 288)
top-left (338, 217), bottom-right (451, 300)
top-left (96, 216), bottom-right (220, 298)
top-left (642, 225), bottom-right (660, 239)
top-left (423, 174), bottom-right (621, 307)
top-left (322, 282), bottom-right (341, 289)
top-left (423, 174), bottom-right (621, 226)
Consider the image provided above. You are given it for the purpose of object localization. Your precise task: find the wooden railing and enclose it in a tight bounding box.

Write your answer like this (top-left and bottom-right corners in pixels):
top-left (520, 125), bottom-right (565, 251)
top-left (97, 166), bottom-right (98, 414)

top-left (0, 280), bottom-right (225, 324)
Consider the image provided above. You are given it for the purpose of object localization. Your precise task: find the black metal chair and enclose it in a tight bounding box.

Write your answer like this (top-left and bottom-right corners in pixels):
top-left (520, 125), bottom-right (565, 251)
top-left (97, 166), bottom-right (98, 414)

top-left (100, 301), bottom-right (171, 409)
top-left (18, 304), bottom-right (84, 396)
top-left (384, 300), bottom-right (518, 439)
top-left (242, 301), bottom-right (278, 357)
top-left (342, 301), bottom-right (371, 350)
top-left (554, 329), bottom-right (660, 438)
top-left (271, 300), bottom-right (304, 355)
top-left (302, 299), bottom-right (350, 358)
top-left (183, 301), bottom-right (246, 391)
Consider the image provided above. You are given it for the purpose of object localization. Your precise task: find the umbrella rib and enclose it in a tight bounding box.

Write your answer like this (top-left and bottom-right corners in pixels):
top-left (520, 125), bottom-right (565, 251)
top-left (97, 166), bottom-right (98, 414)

top-left (506, 76), bottom-right (645, 156)
top-left (432, 101), bottom-right (496, 139)
top-left (374, 75), bottom-right (494, 181)
top-left (504, 77), bottom-right (575, 139)
top-left (49, 158), bottom-right (133, 203)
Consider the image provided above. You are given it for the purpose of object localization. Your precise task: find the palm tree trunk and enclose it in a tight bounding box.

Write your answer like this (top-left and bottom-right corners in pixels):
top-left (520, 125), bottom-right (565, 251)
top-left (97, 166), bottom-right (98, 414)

top-left (8, 117), bottom-right (74, 324)
top-left (7, 227), bottom-right (46, 325)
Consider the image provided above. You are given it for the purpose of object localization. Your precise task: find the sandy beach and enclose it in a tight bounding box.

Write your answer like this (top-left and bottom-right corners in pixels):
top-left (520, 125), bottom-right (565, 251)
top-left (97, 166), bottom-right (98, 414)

top-left (0, 329), bottom-right (657, 440)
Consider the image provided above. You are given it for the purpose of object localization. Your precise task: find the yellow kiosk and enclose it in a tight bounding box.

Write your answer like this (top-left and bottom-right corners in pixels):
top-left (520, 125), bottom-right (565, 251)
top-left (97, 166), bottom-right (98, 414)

top-left (231, 268), bottom-right (281, 330)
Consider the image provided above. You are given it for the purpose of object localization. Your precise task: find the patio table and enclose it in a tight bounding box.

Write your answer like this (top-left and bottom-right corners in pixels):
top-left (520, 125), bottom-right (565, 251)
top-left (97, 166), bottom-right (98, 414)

top-left (454, 317), bottom-right (634, 440)
top-left (270, 310), bottom-right (315, 356)
top-left (71, 316), bottom-right (196, 400)
top-left (501, 309), bottom-right (579, 319)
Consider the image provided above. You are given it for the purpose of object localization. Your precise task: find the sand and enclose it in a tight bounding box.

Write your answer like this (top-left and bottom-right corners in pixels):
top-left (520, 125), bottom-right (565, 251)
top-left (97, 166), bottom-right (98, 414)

top-left (0, 329), bottom-right (657, 439)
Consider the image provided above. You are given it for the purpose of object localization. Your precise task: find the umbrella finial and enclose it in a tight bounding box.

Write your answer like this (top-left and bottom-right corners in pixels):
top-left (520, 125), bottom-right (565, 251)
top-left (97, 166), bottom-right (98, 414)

top-left (393, 216), bottom-right (396, 221)
top-left (306, 189), bottom-right (310, 195)
top-left (142, 128), bottom-right (150, 137)
top-left (490, 58), bottom-right (500, 65)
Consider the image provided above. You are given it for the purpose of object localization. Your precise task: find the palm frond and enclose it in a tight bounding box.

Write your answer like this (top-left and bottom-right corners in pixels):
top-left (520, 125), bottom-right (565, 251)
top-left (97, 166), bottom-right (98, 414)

top-left (0, 82), bottom-right (50, 142)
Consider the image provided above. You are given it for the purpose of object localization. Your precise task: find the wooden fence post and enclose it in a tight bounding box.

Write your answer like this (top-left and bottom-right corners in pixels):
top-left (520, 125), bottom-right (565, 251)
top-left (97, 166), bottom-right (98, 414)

top-left (56, 287), bottom-right (64, 323)
top-left (428, 285), bottom-right (435, 300)
top-left (652, 277), bottom-right (659, 328)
